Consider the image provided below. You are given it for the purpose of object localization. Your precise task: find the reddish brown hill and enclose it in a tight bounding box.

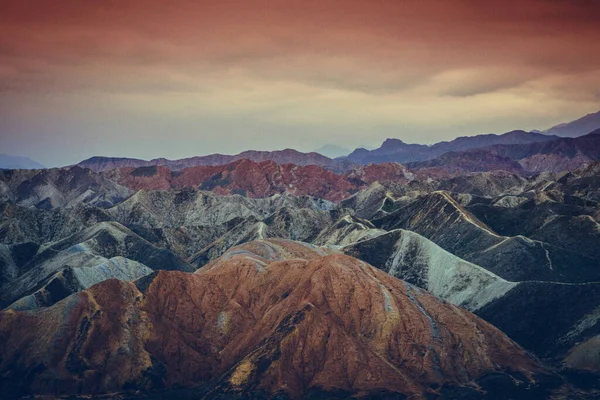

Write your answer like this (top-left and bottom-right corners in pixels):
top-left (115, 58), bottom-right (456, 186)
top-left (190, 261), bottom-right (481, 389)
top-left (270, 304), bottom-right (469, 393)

top-left (105, 160), bottom-right (418, 201)
top-left (77, 149), bottom-right (335, 172)
top-left (0, 239), bottom-right (556, 399)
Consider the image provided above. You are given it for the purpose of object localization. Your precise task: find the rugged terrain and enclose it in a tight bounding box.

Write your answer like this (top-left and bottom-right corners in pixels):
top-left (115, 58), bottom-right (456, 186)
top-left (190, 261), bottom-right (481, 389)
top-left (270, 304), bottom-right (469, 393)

top-left (543, 111), bottom-right (600, 138)
top-left (0, 240), bottom-right (559, 399)
top-left (1, 147), bottom-right (600, 398)
top-left (345, 130), bottom-right (559, 165)
top-left (76, 149), bottom-right (337, 172)
top-left (73, 120), bottom-right (600, 176)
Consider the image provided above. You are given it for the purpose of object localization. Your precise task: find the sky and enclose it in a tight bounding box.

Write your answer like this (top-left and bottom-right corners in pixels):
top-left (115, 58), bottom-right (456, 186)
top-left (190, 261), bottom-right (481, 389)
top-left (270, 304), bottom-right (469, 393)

top-left (1, 0), bottom-right (600, 167)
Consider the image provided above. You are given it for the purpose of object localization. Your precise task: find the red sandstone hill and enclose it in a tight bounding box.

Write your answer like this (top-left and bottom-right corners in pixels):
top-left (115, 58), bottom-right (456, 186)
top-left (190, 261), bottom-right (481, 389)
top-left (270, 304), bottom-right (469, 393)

top-left (0, 239), bottom-right (557, 399)
top-left (103, 160), bottom-right (415, 201)
top-left (76, 149), bottom-right (336, 172)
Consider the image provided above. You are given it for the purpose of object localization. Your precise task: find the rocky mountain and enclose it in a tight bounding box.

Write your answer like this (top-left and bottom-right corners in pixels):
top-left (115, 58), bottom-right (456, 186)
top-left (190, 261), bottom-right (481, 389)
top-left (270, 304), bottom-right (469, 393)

top-left (483, 130), bottom-right (600, 173)
top-left (341, 129), bottom-right (600, 175)
top-left (6, 256), bottom-right (152, 311)
top-left (341, 228), bottom-right (600, 378)
top-left (406, 149), bottom-right (525, 174)
top-left (0, 160), bottom-right (419, 205)
top-left (70, 112), bottom-right (600, 177)
top-left (432, 130), bottom-right (560, 152)
top-left (1, 157), bottom-right (600, 397)
top-left (0, 240), bottom-right (558, 399)
top-left (0, 154), bottom-right (45, 170)
top-left (343, 229), bottom-right (518, 311)
top-left (0, 167), bottom-right (131, 209)
top-left (543, 110), bottom-right (600, 138)
top-left (373, 191), bottom-right (600, 283)
top-left (0, 221), bottom-right (192, 309)
top-left (345, 130), bottom-right (557, 165)
top-left (72, 156), bottom-right (149, 171)
top-left (401, 130), bottom-right (600, 175)
top-left (76, 149), bottom-right (336, 172)
top-left (346, 138), bottom-right (431, 164)
top-left (110, 160), bottom-right (357, 201)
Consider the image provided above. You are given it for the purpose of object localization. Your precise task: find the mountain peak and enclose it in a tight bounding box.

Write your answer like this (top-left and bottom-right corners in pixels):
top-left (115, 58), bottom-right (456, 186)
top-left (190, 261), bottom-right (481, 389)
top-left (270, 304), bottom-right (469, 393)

top-left (314, 144), bottom-right (351, 158)
top-left (381, 138), bottom-right (406, 148)
top-left (0, 154), bottom-right (45, 170)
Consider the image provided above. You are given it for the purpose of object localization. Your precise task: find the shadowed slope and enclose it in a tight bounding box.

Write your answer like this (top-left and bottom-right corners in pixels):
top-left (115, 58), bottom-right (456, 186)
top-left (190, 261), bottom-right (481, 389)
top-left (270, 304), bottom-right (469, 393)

top-left (374, 191), bottom-right (600, 283)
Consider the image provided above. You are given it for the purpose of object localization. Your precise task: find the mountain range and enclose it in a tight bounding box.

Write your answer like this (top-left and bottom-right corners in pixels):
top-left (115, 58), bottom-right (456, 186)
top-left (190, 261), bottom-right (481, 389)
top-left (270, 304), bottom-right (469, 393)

top-left (1, 111), bottom-right (600, 398)
top-left (542, 110), bottom-right (600, 137)
top-left (71, 110), bottom-right (600, 177)
top-left (1, 157), bottom-right (599, 397)
top-left (76, 149), bottom-right (337, 172)
top-left (344, 130), bottom-right (560, 165)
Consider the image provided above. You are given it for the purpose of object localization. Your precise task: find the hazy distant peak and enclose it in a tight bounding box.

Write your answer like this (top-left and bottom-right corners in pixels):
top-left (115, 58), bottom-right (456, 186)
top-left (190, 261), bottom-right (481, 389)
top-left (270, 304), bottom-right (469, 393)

top-left (543, 110), bottom-right (600, 138)
top-left (0, 154), bottom-right (45, 170)
top-left (314, 144), bottom-right (351, 158)
top-left (381, 138), bottom-right (406, 147)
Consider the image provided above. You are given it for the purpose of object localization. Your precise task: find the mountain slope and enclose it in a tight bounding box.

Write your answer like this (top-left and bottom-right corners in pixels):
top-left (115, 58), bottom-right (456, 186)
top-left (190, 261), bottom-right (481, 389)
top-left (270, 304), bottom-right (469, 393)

top-left (76, 149), bottom-right (336, 172)
top-left (106, 160), bottom-right (358, 201)
top-left (406, 149), bottom-right (525, 174)
top-left (0, 154), bottom-right (45, 170)
top-left (345, 130), bottom-right (557, 165)
top-left (0, 221), bottom-right (192, 308)
top-left (373, 191), bottom-right (600, 283)
top-left (484, 130), bottom-right (600, 172)
top-left (0, 240), bottom-right (555, 399)
top-left (0, 167), bottom-right (131, 209)
top-left (543, 110), bottom-right (600, 138)
top-left (6, 256), bottom-right (152, 311)
top-left (343, 229), bottom-right (518, 311)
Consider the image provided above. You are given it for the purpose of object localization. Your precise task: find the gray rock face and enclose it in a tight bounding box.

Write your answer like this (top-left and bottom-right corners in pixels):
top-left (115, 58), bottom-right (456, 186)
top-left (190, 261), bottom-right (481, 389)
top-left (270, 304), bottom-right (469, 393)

top-left (0, 167), bottom-right (131, 209)
top-left (343, 230), bottom-right (517, 311)
top-left (314, 215), bottom-right (385, 247)
top-left (0, 244), bottom-right (18, 288)
top-left (0, 221), bottom-right (192, 308)
top-left (7, 256), bottom-right (152, 310)
top-left (338, 181), bottom-right (395, 219)
top-left (374, 191), bottom-right (600, 283)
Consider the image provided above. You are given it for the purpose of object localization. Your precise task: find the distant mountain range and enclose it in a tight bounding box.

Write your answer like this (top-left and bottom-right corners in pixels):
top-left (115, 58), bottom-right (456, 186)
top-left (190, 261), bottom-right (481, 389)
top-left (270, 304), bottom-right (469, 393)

top-left (542, 110), bottom-right (600, 137)
top-left (75, 130), bottom-right (560, 173)
top-left (71, 129), bottom-right (600, 176)
top-left (71, 110), bottom-right (600, 175)
top-left (344, 130), bottom-right (559, 165)
top-left (404, 129), bottom-right (600, 174)
top-left (76, 148), bottom-right (336, 172)
top-left (4, 110), bottom-right (600, 398)
top-left (0, 154), bottom-right (44, 170)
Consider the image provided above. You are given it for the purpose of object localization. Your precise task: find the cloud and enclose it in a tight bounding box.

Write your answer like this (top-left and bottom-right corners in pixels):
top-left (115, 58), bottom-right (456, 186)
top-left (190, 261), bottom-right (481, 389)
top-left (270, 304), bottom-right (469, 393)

top-left (1, 0), bottom-right (599, 166)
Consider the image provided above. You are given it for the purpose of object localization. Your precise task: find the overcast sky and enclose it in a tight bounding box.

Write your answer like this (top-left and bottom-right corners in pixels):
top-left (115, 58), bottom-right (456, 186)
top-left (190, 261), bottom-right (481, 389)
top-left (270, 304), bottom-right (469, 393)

top-left (1, 0), bottom-right (600, 167)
